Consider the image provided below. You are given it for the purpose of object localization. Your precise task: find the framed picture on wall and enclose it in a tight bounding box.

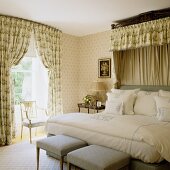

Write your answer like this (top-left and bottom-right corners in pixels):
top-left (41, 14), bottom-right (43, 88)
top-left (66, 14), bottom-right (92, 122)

top-left (98, 58), bottom-right (111, 78)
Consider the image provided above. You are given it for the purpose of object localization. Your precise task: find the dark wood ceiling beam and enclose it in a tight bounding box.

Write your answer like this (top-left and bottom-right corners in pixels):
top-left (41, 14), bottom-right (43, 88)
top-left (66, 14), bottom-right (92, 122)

top-left (111, 8), bottom-right (170, 29)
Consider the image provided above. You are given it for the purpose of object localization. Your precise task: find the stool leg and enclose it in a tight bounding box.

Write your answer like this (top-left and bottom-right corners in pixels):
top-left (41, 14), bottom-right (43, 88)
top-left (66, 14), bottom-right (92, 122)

top-left (21, 125), bottom-right (23, 139)
top-left (67, 162), bottom-right (71, 170)
top-left (60, 156), bottom-right (64, 170)
top-left (29, 127), bottom-right (32, 143)
top-left (36, 147), bottom-right (40, 170)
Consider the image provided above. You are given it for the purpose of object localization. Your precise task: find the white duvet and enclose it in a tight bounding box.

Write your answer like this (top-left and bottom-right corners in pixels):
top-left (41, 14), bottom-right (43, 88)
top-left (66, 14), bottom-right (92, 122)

top-left (46, 112), bottom-right (170, 163)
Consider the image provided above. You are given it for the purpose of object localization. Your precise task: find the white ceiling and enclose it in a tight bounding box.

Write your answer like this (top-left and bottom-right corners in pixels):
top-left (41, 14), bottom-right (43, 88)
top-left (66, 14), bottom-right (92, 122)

top-left (0, 0), bottom-right (169, 36)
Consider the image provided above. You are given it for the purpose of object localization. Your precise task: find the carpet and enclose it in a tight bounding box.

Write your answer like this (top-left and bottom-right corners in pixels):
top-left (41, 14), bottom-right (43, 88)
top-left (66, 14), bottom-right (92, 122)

top-left (0, 141), bottom-right (67, 170)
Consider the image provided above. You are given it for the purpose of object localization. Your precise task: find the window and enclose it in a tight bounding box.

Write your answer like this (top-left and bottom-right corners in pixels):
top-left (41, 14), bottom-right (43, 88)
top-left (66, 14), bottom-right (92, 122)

top-left (11, 56), bottom-right (48, 136)
top-left (11, 57), bottom-right (33, 104)
top-left (11, 56), bottom-right (48, 107)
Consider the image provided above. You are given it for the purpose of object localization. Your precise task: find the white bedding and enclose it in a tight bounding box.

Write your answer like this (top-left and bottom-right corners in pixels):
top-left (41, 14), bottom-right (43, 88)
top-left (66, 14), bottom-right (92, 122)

top-left (45, 112), bottom-right (170, 163)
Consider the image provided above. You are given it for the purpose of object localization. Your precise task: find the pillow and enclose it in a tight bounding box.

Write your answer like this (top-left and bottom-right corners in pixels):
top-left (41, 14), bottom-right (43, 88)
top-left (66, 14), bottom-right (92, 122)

top-left (154, 96), bottom-right (170, 121)
top-left (105, 100), bottom-right (123, 115)
top-left (111, 88), bottom-right (140, 95)
top-left (134, 91), bottom-right (158, 116)
top-left (159, 90), bottom-right (170, 98)
top-left (107, 92), bottom-right (136, 115)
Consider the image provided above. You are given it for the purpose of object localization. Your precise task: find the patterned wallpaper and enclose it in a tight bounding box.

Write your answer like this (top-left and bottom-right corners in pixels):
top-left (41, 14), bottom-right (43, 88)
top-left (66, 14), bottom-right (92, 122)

top-left (62, 31), bottom-right (116, 113)
top-left (62, 33), bottom-right (80, 113)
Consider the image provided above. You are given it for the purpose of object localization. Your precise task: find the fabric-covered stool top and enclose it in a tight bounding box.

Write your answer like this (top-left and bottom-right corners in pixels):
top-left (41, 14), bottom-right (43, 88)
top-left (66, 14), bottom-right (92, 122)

top-left (67, 145), bottom-right (130, 170)
top-left (36, 135), bottom-right (87, 157)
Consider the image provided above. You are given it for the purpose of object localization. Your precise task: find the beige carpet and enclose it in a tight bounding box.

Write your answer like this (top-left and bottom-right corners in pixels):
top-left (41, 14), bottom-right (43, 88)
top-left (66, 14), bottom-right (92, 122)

top-left (0, 141), bottom-right (67, 170)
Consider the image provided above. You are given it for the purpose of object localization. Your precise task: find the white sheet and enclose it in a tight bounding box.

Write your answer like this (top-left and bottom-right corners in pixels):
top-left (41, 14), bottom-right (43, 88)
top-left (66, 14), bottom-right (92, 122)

top-left (46, 112), bottom-right (170, 163)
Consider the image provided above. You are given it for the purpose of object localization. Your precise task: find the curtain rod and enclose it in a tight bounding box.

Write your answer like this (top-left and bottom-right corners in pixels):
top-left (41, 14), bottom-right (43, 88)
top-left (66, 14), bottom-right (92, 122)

top-left (0, 13), bottom-right (61, 32)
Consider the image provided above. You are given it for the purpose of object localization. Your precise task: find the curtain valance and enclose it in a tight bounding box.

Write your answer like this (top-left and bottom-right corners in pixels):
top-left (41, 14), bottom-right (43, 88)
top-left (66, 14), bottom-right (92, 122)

top-left (111, 17), bottom-right (170, 51)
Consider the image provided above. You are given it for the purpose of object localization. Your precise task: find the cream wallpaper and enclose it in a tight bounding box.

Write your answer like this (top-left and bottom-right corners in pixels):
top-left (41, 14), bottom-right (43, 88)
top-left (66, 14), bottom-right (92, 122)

top-left (62, 31), bottom-right (116, 113)
top-left (62, 33), bottom-right (80, 113)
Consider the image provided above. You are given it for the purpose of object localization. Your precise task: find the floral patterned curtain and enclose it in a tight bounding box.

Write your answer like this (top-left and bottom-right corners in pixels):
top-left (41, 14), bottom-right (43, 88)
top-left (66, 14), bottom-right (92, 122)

top-left (33, 24), bottom-right (62, 116)
top-left (0, 16), bottom-right (33, 145)
top-left (111, 17), bottom-right (170, 51)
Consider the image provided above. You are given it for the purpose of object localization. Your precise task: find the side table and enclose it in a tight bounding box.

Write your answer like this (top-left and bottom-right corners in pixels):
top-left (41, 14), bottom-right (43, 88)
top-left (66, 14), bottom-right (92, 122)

top-left (77, 103), bottom-right (105, 113)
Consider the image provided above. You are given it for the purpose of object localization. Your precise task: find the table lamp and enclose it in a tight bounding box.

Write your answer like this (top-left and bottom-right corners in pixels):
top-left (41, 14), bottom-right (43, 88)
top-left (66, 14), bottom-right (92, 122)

top-left (91, 81), bottom-right (105, 107)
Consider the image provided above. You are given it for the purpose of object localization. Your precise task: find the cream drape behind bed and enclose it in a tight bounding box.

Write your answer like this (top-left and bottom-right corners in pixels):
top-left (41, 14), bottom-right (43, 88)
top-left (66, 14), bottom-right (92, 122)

top-left (113, 44), bottom-right (170, 86)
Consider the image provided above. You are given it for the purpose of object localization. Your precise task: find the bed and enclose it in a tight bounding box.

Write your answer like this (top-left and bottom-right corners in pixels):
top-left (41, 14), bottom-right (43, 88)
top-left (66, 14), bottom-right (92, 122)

top-left (45, 86), bottom-right (170, 170)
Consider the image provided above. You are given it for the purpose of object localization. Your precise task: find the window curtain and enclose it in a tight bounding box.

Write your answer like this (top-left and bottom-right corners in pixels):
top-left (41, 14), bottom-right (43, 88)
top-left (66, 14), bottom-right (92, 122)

top-left (0, 16), bottom-right (33, 145)
top-left (111, 17), bottom-right (170, 51)
top-left (32, 57), bottom-right (48, 109)
top-left (113, 44), bottom-right (170, 86)
top-left (33, 24), bottom-right (62, 116)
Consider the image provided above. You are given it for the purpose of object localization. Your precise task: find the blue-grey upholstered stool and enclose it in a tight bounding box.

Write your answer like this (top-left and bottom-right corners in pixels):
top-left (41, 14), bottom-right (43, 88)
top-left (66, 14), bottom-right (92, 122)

top-left (36, 135), bottom-right (87, 170)
top-left (67, 145), bottom-right (130, 170)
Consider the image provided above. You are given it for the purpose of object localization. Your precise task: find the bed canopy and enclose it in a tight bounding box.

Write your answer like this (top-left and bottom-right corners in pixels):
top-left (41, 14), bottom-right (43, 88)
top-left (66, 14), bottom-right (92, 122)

top-left (110, 8), bottom-right (170, 88)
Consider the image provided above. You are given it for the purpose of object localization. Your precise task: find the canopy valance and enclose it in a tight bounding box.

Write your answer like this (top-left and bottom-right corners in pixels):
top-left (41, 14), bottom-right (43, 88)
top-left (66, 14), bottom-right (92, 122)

top-left (111, 17), bottom-right (170, 51)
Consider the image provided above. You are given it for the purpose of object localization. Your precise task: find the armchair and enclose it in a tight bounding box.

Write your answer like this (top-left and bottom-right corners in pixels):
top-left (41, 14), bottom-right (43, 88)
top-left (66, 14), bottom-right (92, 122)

top-left (20, 101), bottom-right (48, 143)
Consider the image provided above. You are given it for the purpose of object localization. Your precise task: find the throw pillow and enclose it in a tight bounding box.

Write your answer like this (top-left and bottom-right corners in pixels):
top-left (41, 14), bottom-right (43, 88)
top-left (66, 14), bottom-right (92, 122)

top-left (159, 90), bottom-right (170, 98)
top-left (105, 100), bottom-right (123, 115)
top-left (154, 96), bottom-right (170, 122)
top-left (134, 91), bottom-right (158, 116)
top-left (107, 92), bottom-right (136, 115)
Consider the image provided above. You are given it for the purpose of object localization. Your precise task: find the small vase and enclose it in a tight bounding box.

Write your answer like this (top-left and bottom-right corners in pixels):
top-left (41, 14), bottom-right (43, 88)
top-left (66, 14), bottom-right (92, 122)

top-left (85, 102), bottom-right (90, 107)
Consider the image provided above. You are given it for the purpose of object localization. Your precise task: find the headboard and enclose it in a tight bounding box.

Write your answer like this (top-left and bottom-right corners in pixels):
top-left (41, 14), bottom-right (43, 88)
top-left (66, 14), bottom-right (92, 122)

top-left (120, 85), bottom-right (170, 91)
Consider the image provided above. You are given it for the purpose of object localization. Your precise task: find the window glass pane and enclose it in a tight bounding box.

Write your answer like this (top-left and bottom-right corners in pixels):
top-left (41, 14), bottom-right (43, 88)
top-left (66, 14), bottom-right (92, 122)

top-left (12, 57), bottom-right (33, 104)
top-left (11, 72), bottom-right (24, 104)
top-left (12, 57), bottom-right (32, 71)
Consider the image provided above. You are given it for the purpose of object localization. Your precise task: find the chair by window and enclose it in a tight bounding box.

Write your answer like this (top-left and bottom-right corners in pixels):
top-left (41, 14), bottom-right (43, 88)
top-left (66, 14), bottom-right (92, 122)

top-left (20, 101), bottom-right (48, 143)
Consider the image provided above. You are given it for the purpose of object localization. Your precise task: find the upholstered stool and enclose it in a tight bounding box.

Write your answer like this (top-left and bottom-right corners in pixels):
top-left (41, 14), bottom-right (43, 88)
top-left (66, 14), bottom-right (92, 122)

top-left (67, 145), bottom-right (130, 170)
top-left (36, 135), bottom-right (87, 170)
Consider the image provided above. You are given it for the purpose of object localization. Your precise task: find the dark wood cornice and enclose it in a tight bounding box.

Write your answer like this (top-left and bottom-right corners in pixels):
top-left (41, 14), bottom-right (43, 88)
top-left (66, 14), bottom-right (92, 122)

top-left (111, 8), bottom-right (170, 29)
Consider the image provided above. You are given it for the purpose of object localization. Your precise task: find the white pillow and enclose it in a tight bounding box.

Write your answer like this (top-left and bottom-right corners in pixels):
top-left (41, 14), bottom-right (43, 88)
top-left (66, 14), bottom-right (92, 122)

top-left (105, 100), bottom-right (123, 115)
top-left (159, 90), bottom-right (170, 98)
top-left (134, 91), bottom-right (158, 116)
top-left (107, 92), bottom-right (136, 115)
top-left (111, 88), bottom-right (140, 94)
top-left (154, 96), bottom-right (170, 121)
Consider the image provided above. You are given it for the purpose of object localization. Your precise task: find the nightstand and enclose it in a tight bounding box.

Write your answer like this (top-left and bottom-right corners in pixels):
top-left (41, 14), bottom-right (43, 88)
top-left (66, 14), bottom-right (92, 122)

top-left (78, 103), bottom-right (105, 113)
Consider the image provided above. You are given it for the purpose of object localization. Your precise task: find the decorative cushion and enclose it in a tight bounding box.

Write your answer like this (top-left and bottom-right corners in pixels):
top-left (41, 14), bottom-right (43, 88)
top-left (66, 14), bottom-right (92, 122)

top-left (107, 92), bottom-right (136, 115)
top-left (154, 96), bottom-right (170, 122)
top-left (105, 100), bottom-right (123, 115)
top-left (159, 90), bottom-right (170, 98)
top-left (111, 88), bottom-right (140, 94)
top-left (134, 91), bottom-right (158, 116)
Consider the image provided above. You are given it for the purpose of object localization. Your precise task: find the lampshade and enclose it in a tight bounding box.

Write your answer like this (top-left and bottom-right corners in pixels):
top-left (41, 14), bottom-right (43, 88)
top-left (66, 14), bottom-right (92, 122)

top-left (91, 81), bottom-right (105, 92)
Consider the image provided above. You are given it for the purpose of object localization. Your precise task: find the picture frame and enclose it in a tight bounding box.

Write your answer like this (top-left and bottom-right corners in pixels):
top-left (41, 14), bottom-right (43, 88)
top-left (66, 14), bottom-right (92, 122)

top-left (98, 58), bottom-right (111, 78)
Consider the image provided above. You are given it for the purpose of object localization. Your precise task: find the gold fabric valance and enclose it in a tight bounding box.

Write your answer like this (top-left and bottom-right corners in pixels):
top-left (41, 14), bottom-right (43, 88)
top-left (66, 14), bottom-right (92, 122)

top-left (111, 17), bottom-right (170, 51)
